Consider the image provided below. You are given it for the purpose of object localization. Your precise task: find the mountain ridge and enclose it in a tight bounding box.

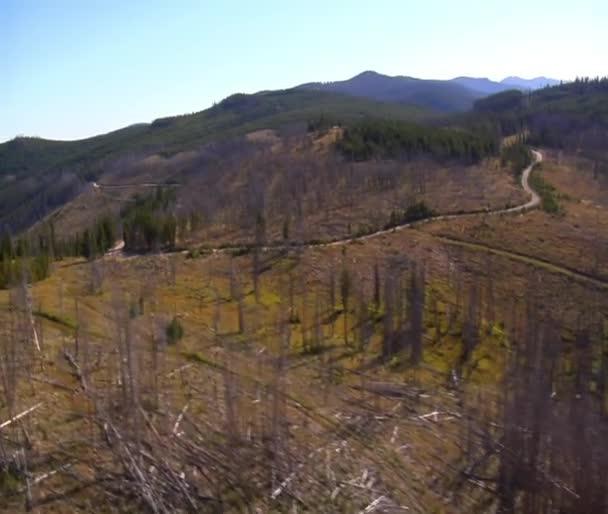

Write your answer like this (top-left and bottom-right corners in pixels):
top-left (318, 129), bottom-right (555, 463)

top-left (0, 88), bottom-right (430, 232)
top-left (297, 71), bottom-right (560, 113)
top-left (500, 76), bottom-right (560, 89)
top-left (298, 71), bottom-right (480, 112)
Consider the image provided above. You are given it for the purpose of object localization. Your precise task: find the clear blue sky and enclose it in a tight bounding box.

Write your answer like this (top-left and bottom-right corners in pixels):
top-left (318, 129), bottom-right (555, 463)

top-left (1, 0), bottom-right (605, 142)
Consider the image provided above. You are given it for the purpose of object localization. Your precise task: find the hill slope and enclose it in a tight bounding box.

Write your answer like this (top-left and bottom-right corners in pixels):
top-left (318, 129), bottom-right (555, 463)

top-left (0, 89), bottom-right (429, 233)
top-left (474, 77), bottom-right (608, 162)
top-left (0, 89), bottom-right (429, 178)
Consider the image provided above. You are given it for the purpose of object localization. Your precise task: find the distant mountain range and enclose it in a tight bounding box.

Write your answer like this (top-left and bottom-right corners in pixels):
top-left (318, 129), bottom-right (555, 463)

top-left (298, 71), bottom-right (560, 112)
top-left (500, 76), bottom-right (560, 90)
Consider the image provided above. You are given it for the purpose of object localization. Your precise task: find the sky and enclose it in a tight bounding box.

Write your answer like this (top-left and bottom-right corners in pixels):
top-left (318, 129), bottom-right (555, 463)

top-left (1, 0), bottom-right (606, 142)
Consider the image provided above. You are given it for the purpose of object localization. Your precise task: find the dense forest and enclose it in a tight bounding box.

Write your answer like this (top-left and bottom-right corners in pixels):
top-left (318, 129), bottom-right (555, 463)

top-left (500, 141), bottom-right (532, 175)
top-left (0, 218), bottom-right (117, 289)
top-left (0, 233), bottom-right (51, 289)
top-left (336, 119), bottom-right (499, 163)
top-left (474, 77), bottom-right (608, 165)
top-left (121, 188), bottom-right (177, 252)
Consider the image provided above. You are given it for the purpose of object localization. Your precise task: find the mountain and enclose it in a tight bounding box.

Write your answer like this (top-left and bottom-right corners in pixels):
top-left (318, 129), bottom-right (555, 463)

top-left (0, 88), bottom-right (429, 233)
top-left (298, 71), bottom-right (483, 112)
top-left (0, 88), bottom-right (429, 179)
top-left (501, 76), bottom-right (560, 90)
top-left (298, 71), bottom-right (561, 113)
top-left (451, 76), bottom-right (514, 96)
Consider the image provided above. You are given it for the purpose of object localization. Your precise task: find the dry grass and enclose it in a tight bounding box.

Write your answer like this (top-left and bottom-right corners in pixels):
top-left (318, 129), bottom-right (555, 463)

top-left (2, 215), bottom-right (607, 511)
top-left (34, 132), bottom-right (526, 250)
top-left (3, 145), bottom-right (607, 512)
top-left (181, 155), bottom-right (526, 248)
top-left (419, 152), bottom-right (608, 281)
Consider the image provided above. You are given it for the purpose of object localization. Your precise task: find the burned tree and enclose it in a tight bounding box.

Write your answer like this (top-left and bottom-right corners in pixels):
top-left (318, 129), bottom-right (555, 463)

top-left (340, 263), bottom-right (352, 346)
top-left (409, 262), bottom-right (425, 365)
top-left (252, 211), bottom-right (266, 303)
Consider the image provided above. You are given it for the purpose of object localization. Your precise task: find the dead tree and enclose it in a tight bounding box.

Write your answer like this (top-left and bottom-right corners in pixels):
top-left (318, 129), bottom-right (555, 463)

top-left (213, 287), bottom-right (221, 335)
top-left (357, 294), bottom-right (373, 353)
top-left (462, 280), bottom-right (481, 368)
top-left (373, 261), bottom-right (381, 311)
top-left (383, 269), bottom-right (395, 360)
top-left (236, 279), bottom-right (245, 335)
top-left (270, 316), bottom-right (290, 493)
top-left (88, 260), bottom-right (104, 295)
top-left (252, 211), bottom-right (266, 303)
top-left (340, 264), bottom-right (351, 346)
top-left (409, 263), bottom-right (425, 365)
top-left (328, 265), bottom-right (336, 313)
top-left (300, 282), bottom-right (308, 351)
top-left (288, 271), bottom-right (297, 323)
top-left (230, 257), bottom-right (238, 301)
top-left (18, 277), bottom-right (40, 353)
top-left (484, 254), bottom-right (495, 333)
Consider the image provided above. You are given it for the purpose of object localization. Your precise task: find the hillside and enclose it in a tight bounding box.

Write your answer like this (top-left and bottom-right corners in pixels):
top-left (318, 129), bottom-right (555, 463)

top-left (0, 89), bottom-right (430, 177)
top-left (3, 0), bottom-right (607, 510)
top-left (1, 79), bottom-right (607, 513)
top-left (474, 77), bottom-right (608, 163)
top-left (32, 126), bottom-right (521, 252)
top-left (2, 78), bottom-right (603, 243)
top-left (1, 144), bottom-right (607, 512)
top-left (0, 89), bottom-right (429, 233)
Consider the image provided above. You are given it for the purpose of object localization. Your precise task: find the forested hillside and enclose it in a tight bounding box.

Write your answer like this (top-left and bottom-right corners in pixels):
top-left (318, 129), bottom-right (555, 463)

top-left (7, 77), bottom-right (603, 238)
top-left (0, 90), bottom-right (428, 233)
top-left (3, 78), bottom-right (606, 251)
top-left (0, 89), bottom-right (429, 177)
top-left (336, 119), bottom-right (498, 163)
top-left (474, 77), bottom-right (608, 165)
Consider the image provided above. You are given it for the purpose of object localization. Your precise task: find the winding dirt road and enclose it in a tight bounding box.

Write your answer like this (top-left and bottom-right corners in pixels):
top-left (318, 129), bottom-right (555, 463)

top-left (321, 149), bottom-right (543, 247)
top-left (107, 150), bottom-right (544, 254)
top-left (104, 150), bottom-right (608, 288)
top-left (505, 149), bottom-right (542, 213)
top-left (93, 182), bottom-right (180, 189)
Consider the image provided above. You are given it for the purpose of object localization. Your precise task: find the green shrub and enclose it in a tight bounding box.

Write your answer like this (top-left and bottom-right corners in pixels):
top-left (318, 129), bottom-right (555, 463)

top-left (336, 119), bottom-right (498, 163)
top-left (186, 248), bottom-right (211, 259)
top-left (529, 173), bottom-right (563, 214)
top-left (229, 246), bottom-right (251, 257)
top-left (186, 248), bottom-right (204, 259)
top-left (166, 316), bottom-right (184, 344)
top-left (500, 142), bottom-right (531, 176)
top-left (384, 201), bottom-right (435, 230)
top-left (0, 469), bottom-right (21, 494)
